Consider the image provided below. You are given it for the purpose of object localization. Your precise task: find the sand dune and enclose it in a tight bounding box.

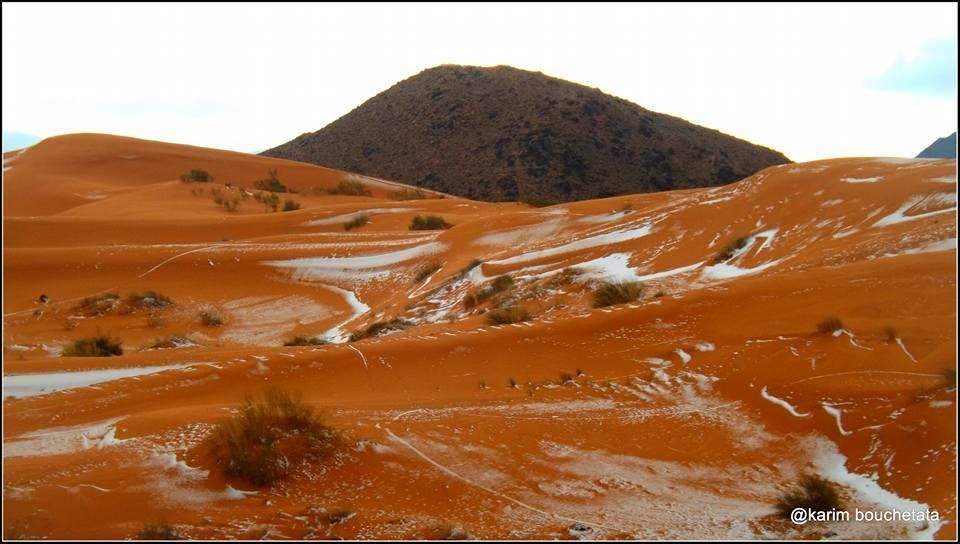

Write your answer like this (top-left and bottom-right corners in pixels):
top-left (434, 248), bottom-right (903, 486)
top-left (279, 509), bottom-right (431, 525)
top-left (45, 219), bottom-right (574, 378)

top-left (3, 134), bottom-right (956, 539)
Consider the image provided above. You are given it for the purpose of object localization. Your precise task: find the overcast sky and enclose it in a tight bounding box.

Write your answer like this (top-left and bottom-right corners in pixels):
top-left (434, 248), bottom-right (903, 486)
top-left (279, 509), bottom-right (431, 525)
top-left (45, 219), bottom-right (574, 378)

top-left (2, 2), bottom-right (957, 161)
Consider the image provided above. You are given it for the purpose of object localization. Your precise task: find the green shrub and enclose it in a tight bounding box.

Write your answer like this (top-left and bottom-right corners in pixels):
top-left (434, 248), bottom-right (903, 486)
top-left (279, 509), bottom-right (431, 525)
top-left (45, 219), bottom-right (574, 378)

top-left (282, 199), bottom-right (301, 212)
top-left (775, 474), bottom-right (844, 519)
top-left (180, 169), bottom-right (213, 183)
top-left (409, 215), bottom-right (451, 230)
top-left (343, 214), bottom-right (369, 231)
top-left (592, 281), bottom-right (645, 308)
top-left (327, 179), bottom-right (371, 196)
top-left (487, 306), bottom-right (531, 325)
top-left (63, 333), bottom-right (123, 357)
top-left (818, 317), bottom-right (844, 335)
top-left (134, 522), bottom-right (180, 540)
top-left (254, 169), bottom-right (288, 193)
top-left (208, 388), bottom-right (334, 487)
top-left (283, 336), bottom-right (329, 347)
top-left (714, 235), bottom-right (752, 263)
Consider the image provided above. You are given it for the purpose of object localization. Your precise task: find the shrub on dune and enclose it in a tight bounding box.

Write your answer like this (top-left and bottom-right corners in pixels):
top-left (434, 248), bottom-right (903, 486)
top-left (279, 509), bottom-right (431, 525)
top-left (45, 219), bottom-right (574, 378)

top-left (63, 332), bottom-right (123, 357)
top-left (343, 214), bottom-right (370, 231)
top-left (208, 388), bottom-right (335, 487)
top-left (409, 215), bottom-right (451, 230)
top-left (817, 317), bottom-right (844, 335)
top-left (591, 281), bottom-right (645, 308)
top-left (283, 336), bottom-right (329, 347)
top-left (486, 305), bottom-right (531, 325)
top-left (349, 319), bottom-right (413, 342)
top-left (123, 291), bottom-right (173, 312)
top-left (775, 474), bottom-right (844, 518)
top-left (414, 261), bottom-right (442, 283)
top-left (74, 292), bottom-right (121, 317)
top-left (199, 310), bottom-right (224, 327)
top-left (327, 179), bottom-right (371, 196)
top-left (713, 235), bottom-right (752, 264)
top-left (254, 169), bottom-right (288, 193)
top-left (180, 169), bottom-right (213, 183)
top-left (134, 522), bottom-right (180, 540)
top-left (282, 199), bottom-right (301, 212)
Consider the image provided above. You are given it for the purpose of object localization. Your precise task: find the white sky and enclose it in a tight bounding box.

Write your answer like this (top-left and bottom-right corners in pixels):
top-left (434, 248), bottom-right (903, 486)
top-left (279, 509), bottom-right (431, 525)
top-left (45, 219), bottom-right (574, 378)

top-left (2, 2), bottom-right (957, 161)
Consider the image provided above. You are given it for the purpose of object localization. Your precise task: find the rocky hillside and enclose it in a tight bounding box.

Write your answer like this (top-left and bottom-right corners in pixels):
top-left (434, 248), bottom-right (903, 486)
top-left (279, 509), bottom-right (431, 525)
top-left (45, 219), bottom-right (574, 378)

top-left (917, 132), bottom-right (957, 159)
top-left (263, 65), bottom-right (791, 203)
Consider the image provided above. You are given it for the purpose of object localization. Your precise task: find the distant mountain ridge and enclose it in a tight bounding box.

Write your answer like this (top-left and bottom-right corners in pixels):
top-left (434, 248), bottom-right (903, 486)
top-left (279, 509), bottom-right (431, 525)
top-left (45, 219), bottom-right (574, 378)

top-left (916, 132), bottom-right (957, 159)
top-left (263, 65), bottom-right (791, 203)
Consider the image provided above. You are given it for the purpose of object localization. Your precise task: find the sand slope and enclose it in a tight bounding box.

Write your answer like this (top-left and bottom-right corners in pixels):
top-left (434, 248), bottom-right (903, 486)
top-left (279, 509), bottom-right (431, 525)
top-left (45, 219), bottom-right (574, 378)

top-left (3, 135), bottom-right (956, 539)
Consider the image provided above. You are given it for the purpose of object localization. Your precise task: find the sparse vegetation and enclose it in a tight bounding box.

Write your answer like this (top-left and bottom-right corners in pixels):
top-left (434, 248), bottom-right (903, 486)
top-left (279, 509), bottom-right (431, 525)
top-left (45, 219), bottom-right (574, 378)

top-left (134, 522), bottom-right (180, 540)
top-left (464, 274), bottom-right (515, 310)
top-left (509, 377), bottom-right (518, 389)
top-left (180, 169), bottom-right (213, 183)
top-left (327, 179), bottom-right (371, 196)
top-left (409, 215), bottom-right (451, 230)
top-left (592, 281), bottom-right (645, 308)
top-left (343, 214), bottom-right (369, 231)
top-left (73, 292), bottom-right (121, 317)
top-left (560, 372), bottom-right (574, 384)
top-left (486, 305), bottom-right (531, 325)
top-left (123, 291), bottom-right (173, 312)
top-left (414, 261), bottom-right (442, 283)
top-left (282, 199), bottom-right (302, 212)
top-left (283, 336), bottom-right (329, 347)
top-left (818, 317), bottom-right (844, 335)
top-left (713, 235), bottom-right (752, 263)
top-left (883, 327), bottom-right (898, 342)
top-left (393, 187), bottom-right (430, 200)
top-left (254, 169), bottom-right (288, 193)
top-left (143, 336), bottom-right (194, 350)
top-left (199, 310), bottom-right (224, 327)
top-left (941, 367), bottom-right (957, 389)
top-left (349, 319), bottom-right (413, 342)
top-left (775, 474), bottom-right (844, 519)
top-left (208, 388), bottom-right (334, 487)
top-left (63, 332), bottom-right (123, 357)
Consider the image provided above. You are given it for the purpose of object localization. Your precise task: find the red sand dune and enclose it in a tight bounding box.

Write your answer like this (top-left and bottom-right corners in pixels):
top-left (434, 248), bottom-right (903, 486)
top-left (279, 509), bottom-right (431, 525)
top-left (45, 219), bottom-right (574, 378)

top-left (2, 134), bottom-right (956, 539)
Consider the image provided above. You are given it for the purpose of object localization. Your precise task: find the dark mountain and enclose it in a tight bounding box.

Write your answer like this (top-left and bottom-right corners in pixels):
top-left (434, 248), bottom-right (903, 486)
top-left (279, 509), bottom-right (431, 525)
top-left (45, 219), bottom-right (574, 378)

top-left (263, 65), bottom-right (791, 203)
top-left (916, 132), bottom-right (957, 159)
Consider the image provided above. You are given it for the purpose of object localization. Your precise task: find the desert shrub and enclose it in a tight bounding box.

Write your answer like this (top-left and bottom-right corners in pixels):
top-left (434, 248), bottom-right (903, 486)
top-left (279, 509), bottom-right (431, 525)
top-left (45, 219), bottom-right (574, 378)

top-left (74, 292), bottom-right (121, 316)
top-left (124, 291), bottom-right (173, 311)
top-left (817, 317), bottom-right (844, 335)
top-left (487, 305), bottom-right (531, 325)
top-left (254, 169), bottom-right (288, 193)
top-left (260, 192), bottom-right (280, 212)
top-left (349, 319), bottom-right (412, 342)
top-left (592, 281), bottom-right (645, 308)
top-left (208, 388), bottom-right (334, 487)
top-left (393, 187), bottom-right (429, 200)
top-left (343, 214), bottom-right (369, 231)
top-left (134, 522), bottom-right (180, 540)
top-left (199, 310), bottom-right (224, 327)
top-left (283, 336), bottom-right (329, 347)
top-left (883, 327), bottom-right (898, 342)
top-left (180, 169), bottom-right (213, 183)
top-left (282, 199), bottom-right (301, 212)
top-left (464, 275), bottom-right (515, 310)
top-left (223, 199), bottom-right (239, 212)
top-left (520, 196), bottom-right (556, 208)
top-left (941, 367), bottom-right (957, 388)
top-left (63, 333), bottom-right (123, 357)
top-left (459, 258), bottom-right (483, 277)
top-left (327, 179), bottom-right (371, 196)
top-left (327, 509), bottom-right (355, 525)
top-left (414, 262), bottom-right (442, 283)
top-left (409, 215), bottom-right (451, 230)
top-left (714, 235), bottom-right (752, 263)
top-left (560, 372), bottom-right (574, 384)
top-left (143, 336), bottom-right (194, 350)
top-left (775, 474), bottom-right (844, 518)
